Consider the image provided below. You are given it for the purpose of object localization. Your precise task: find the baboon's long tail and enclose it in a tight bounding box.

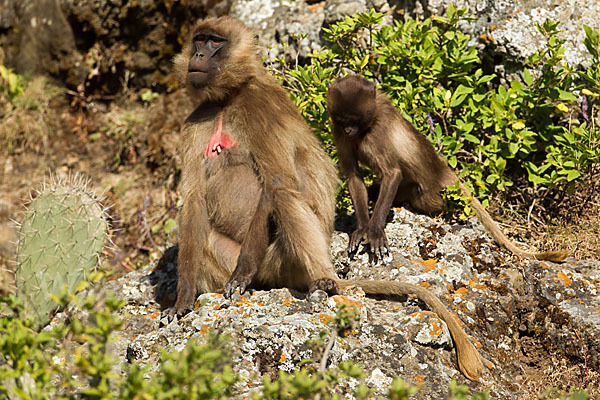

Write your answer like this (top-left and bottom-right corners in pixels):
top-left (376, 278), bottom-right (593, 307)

top-left (336, 279), bottom-right (484, 381)
top-left (457, 181), bottom-right (568, 262)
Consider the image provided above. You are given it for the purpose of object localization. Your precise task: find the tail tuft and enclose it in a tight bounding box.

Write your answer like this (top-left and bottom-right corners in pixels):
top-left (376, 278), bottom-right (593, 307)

top-left (535, 250), bottom-right (569, 263)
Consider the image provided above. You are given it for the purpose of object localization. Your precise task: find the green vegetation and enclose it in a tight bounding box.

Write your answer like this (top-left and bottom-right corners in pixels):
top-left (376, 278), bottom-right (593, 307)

top-left (0, 65), bottom-right (26, 100)
top-left (269, 7), bottom-right (600, 212)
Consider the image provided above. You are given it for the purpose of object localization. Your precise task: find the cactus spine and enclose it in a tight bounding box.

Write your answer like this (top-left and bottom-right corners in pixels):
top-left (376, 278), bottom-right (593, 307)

top-left (16, 174), bottom-right (109, 327)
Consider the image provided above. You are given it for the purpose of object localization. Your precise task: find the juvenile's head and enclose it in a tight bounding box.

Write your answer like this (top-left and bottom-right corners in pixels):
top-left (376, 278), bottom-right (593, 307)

top-left (174, 16), bottom-right (262, 103)
top-left (327, 75), bottom-right (377, 138)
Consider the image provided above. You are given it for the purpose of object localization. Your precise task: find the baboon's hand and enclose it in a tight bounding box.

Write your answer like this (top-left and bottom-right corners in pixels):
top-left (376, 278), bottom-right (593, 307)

top-left (162, 280), bottom-right (195, 322)
top-left (348, 227), bottom-right (368, 258)
top-left (224, 256), bottom-right (257, 299)
top-left (224, 277), bottom-right (251, 299)
top-left (162, 303), bottom-right (192, 322)
top-left (365, 225), bottom-right (389, 264)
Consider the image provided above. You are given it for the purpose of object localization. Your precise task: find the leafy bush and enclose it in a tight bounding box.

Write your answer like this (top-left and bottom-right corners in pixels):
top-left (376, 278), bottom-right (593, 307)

top-left (268, 7), bottom-right (600, 212)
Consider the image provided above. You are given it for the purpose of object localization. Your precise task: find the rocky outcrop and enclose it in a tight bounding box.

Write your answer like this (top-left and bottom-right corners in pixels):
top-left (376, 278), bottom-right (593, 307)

top-left (53, 208), bottom-right (600, 398)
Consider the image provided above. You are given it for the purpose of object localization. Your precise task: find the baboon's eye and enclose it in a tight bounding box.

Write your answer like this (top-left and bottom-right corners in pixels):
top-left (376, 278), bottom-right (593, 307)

top-left (193, 34), bottom-right (207, 44)
top-left (209, 37), bottom-right (225, 46)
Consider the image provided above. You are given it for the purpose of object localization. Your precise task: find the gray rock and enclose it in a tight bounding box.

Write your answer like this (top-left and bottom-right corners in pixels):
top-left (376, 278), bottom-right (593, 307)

top-left (65, 206), bottom-right (600, 398)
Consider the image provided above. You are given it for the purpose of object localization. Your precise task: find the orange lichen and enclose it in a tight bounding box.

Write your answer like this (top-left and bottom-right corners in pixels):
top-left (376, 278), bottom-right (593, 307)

top-left (413, 258), bottom-right (438, 272)
top-left (429, 321), bottom-right (443, 336)
top-left (557, 271), bottom-right (573, 287)
top-left (281, 298), bottom-right (294, 306)
top-left (414, 374), bottom-right (425, 384)
top-left (332, 296), bottom-right (362, 308)
top-left (409, 310), bottom-right (436, 319)
top-left (420, 281), bottom-right (431, 288)
top-left (150, 310), bottom-right (161, 319)
top-left (455, 287), bottom-right (469, 297)
top-left (199, 324), bottom-right (209, 334)
top-left (279, 353), bottom-right (287, 363)
top-left (319, 314), bottom-right (332, 325)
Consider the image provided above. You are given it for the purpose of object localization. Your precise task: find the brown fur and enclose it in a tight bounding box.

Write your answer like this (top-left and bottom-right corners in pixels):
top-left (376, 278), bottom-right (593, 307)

top-left (170, 18), bottom-right (483, 381)
top-left (327, 75), bottom-right (568, 263)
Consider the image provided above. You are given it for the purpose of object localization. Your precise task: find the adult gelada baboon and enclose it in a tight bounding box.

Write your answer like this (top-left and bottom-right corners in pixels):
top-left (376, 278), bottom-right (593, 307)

top-left (327, 75), bottom-right (568, 263)
top-left (170, 17), bottom-right (484, 380)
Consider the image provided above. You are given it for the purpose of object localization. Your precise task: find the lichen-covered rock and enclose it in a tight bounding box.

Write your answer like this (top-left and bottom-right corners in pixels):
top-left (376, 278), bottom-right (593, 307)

top-left (52, 206), bottom-right (598, 398)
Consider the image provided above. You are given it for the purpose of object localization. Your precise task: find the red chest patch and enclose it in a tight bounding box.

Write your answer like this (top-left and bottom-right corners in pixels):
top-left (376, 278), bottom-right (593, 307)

top-left (204, 113), bottom-right (237, 158)
top-left (204, 130), bottom-right (237, 158)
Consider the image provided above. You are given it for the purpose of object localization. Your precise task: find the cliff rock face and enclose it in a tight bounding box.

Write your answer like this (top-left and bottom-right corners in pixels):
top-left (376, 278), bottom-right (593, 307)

top-left (54, 208), bottom-right (600, 398)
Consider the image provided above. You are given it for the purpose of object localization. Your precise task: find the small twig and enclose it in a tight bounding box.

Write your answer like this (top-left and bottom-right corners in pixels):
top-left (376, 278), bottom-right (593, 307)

top-left (526, 198), bottom-right (536, 227)
top-left (319, 330), bottom-right (337, 374)
top-left (120, 260), bottom-right (135, 272)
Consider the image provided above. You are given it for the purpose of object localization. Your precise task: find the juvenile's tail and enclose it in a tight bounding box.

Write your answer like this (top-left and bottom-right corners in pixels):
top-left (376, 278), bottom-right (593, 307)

top-left (458, 181), bottom-right (568, 262)
top-left (336, 279), bottom-right (484, 381)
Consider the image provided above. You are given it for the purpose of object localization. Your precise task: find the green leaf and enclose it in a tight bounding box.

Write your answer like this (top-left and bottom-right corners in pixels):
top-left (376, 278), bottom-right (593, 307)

top-left (7, 73), bottom-right (18, 93)
top-left (164, 218), bottom-right (177, 235)
top-left (566, 170), bottom-right (582, 181)
top-left (477, 74), bottom-right (495, 84)
top-left (446, 4), bottom-right (457, 21)
top-left (557, 89), bottom-right (577, 101)
top-left (448, 156), bottom-right (458, 168)
top-left (510, 80), bottom-right (523, 91)
top-left (523, 69), bottom-right (533, 86)
top-left (463, 133), bottom-right (479, 143)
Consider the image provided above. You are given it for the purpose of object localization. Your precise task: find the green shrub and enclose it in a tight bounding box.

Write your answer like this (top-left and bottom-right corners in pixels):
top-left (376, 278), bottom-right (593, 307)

top-left (0, 65), bottom-right (26, 100)
top-left (269, 7), bottom-right (600, 212)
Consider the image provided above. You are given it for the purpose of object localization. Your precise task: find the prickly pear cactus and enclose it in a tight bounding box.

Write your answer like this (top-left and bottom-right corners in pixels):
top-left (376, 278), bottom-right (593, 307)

top-left (16, 174), bottom-right (109, 327)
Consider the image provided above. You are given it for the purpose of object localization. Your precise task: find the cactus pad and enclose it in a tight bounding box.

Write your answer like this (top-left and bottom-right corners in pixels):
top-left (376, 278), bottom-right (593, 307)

top-left (16, 174), bottom-right (109, 326)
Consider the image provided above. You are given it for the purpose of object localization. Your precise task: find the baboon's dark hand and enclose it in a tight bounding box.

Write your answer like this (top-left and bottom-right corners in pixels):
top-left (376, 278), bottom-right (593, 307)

top-left (348, 227), bottom-right (368, 258)
top-left (224, 277), bottom-right (250, 299)
top-left (224, 257), bottom-right (257, 299)
top-left (162, 280), bottom-right (195, 322)
top-left (162, 304), bottom-right (192, 322)
top-left (365, 225), bottom-right (389, 264)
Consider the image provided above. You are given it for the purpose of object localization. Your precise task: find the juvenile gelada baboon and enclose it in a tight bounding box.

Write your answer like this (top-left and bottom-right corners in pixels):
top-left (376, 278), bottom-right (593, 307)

top-left (170, 17), bottom-right (484, 380)
top-left (327, 75), bottom-right (568, 263)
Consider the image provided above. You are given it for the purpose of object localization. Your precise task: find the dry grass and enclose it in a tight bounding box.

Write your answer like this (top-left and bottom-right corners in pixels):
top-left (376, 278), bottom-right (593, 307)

top-left (522, 358), bottom-right (600, 399)
top-left (492, 167), bottom-right (600, 261)
top-left (0, 77), bottom-right (62, 156)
